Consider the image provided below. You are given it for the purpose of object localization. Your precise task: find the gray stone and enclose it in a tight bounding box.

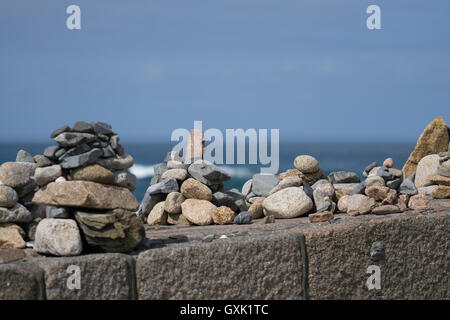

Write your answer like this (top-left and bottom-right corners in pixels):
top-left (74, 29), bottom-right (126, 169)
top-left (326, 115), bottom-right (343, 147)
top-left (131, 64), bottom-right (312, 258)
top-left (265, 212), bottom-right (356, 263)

top-left (54, 132), bottom-right (97, 147)
top-left (241, 179), bottom-right (253, 197)
top-left (302, 181), bottom-right (314, 200)
top-left (114, 171), bottom-right (137, 191)
top-left (28, 204), bottom-right (47, 219)
top-left (72, 120), bottom-right (94, 133)
top-left (146, 178), bottom-right (179, 195)
top-left (15, 177), bottom-right (37, 198)
top-left (45, 206), bottom-right (71, 219)
top-left (399, 173), bottom-right (418, 195)
top-left (364, 162), bottom-right (378, 174)
top-left (386, 177), bottom-right (403, 190)
top-left (58, 143), bottom-right (91, 161)
top-left (269, 176), bottom-right (302, 195)
top-left (50, 125), bottom-right (71, 139)
top-left (43, 145), bottom-right (61, 159)
top-left (350, 181), bottom-right (366, 195)
top-left (102, 145), bottom-right (116, 158)
top-left (0, 186), bottom-right (18, 207)
top-left (91, 121), bottom-right (114, 135)
top-left (35, 165), bottom-right (62, 186)
top-left (234, 211), bottom-right (253, 224)
top-left (0, 203), bottom-right (32, 223)
top-left (252, 173), bottom-right (278, 197)
top-left (150, 174), bottom-right (160, 185)
top-left (376, 166), bottom-right (395, 181)
top-left (16, 149), bottom-right (35, 163)
top-left (110, 135), bottom-right (119, 149)
top-left (96, 153), bottom-right (134, 170)
top-left (60, 148), bottom-right (103, 169)
top-left (212, 189), bottom-right (247, 213)
top-left (34, 218), bottom-right (83, 256)
top-left (54, 147), bottom-right (66, 158)
top-left (188, 161), bottom-right (231, 186)
top-left (328, 171), bottom-right (360, 184)
top-left (136, 193), bottom-right (165, 218)
top-left (311, 179), bottom-right (330, 190)
top-left (164, 151), bottom-right (184, 163)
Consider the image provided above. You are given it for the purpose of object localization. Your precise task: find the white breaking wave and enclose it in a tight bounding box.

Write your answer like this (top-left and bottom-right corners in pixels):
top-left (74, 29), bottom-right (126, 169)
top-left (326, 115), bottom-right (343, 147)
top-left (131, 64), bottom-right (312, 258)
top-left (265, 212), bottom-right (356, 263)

top-left (129, 163), bottom-right (254, 180)
top-left (129, 164), bottom-right (155, 179)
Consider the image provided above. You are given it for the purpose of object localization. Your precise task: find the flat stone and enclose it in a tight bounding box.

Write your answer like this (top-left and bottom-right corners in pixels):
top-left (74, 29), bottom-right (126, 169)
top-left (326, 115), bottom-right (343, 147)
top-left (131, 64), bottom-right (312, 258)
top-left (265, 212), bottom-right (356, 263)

top-left (60, 148), bottom-right (103, 169)
top-left (16, 149), bottom-right (35, 163)
top-left (33, 155), bottom-right (53, 167)
top-left (376, 166), bottom-right (396, 181)
top-left (211, 189), bottom-right (246, 212)
top-left (386, 177), bottom-right (402, 190)
top-left (71, 121), bottom-right (95, 133)
top-left (241, 179), bottom-right (253, 197)
top-left (0, 223), bottom-right (26, 249)
top-left (164, 192), bottom-right (185, 214)
top-left (187, 161), bottom-right (230, 186)
top-left (234, 211), bottom-right (253, 224)
top-left (428, 174), bottom-right (450, 186)
top-left (113, 171), bottom-right (137, 191)
top-left (302, 181), bottom-right (314, 200)
top-left (345, 194), bottom-right (376, 216)
top-left (372, 205), bottom-right (401, 215)
top-left (415, 154), bottom-right (441, 188)
top-left (365, 186), bottom-right (396, 201)
top-left (328, 171), bottom-right (360, 184)
top-left (153, 163), bottom-right (168, 176)
top-left (278, 169), bottom-right (303, 181)
top-left (0, 162), bottom-right (35, 188)
top-left (32, 181), bottom-right (139, 211)
top-left (34, 218), bottom-right (83, 256)
top-left (180, 178), bottom-right (212, 201)
top-left (0, 186), bottom-right (18, 207)
top-left (269, 176), bottom-right (302, 195)
top-left (58, 143), bottom-right (91, 161)
top-left (212, 206), bottom-right (235, 225)
top-left (402, 116), bottom-right (449, 178)
top-left (69, 164), bottom-right (115, 184)
top-left (167, 160), bottom-right (184, 169)
top-left (75, 209), bottom-right (144, 253)
top-left (309, 211), bottom-right (333, 223)
top-left (263, 187), bottom-right (312, 218)
top-left (418, 185), bottom-right (438, 195)
top-left (96, 153), bottom-right (134, 170)
top-left (313, 181), bottom-right (334, 205)
top-left (181, 199), bottom-right (215, 226)
top-left (161, 168), bottom-right (187, 181)
top-left (431, 185), bottom-right (450, 199)
top-left (331, 183), bottom-right (357, 199)
top-left (35, 165), bottom-right (62, 186)
top-left (294, 155), bottom-right (319, 173)
top-left (91, 121), bottom-right (114, 135)
top-left (365, 175), bottom-right (385, 188)
top-left (252, 173), bottom-right (278, 197)
top-left (147, 201), bottom-right (168, 225)
top-left (50, 125), bottom-right (71, 138)
top-left (0, 203), bottom-right (32, 223)
top-left (54, 132), bottom-right (97, 147)
top-left (43, 146), bottom-right (60, 159)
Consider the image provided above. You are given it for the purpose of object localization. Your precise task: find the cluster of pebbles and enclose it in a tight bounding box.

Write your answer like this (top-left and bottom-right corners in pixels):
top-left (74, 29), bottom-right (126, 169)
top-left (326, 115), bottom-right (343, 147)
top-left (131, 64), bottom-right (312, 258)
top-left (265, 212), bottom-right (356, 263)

top-left (138, 149), bottom-right (256, 226)
top-left (0, 121), bottom-right (143, 256)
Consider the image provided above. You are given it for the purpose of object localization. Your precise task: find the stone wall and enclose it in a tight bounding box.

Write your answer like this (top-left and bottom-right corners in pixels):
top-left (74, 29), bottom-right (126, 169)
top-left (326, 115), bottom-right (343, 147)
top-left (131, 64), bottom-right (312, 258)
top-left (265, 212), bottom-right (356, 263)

top-left (1, 200), bottom-right (449, 300)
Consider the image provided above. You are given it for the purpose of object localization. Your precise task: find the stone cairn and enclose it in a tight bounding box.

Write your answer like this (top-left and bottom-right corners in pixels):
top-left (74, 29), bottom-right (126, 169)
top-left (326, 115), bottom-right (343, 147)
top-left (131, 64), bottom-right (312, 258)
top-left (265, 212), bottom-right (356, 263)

top-left (0, 121), bottom-right (143, 256)
top-left (138, 130), bottom-right (253, 227)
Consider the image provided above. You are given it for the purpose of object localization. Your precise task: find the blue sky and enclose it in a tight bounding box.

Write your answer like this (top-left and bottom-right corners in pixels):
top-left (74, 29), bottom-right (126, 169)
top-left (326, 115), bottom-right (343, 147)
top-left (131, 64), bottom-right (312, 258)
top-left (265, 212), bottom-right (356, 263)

top-left (0, 0), bottom-right (449, 142)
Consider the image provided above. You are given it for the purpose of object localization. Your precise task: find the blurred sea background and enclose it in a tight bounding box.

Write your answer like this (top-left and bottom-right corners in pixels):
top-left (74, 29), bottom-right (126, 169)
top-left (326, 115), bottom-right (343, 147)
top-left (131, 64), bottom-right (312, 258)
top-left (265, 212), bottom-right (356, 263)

top-left (0, 141), bottom-right (414, 202)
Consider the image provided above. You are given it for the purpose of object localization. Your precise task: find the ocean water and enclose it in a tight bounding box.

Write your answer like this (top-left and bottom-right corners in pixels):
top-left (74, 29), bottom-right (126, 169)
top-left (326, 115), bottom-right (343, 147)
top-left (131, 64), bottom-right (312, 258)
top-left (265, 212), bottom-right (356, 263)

top-left (0, 142), bottom-right (414, 202)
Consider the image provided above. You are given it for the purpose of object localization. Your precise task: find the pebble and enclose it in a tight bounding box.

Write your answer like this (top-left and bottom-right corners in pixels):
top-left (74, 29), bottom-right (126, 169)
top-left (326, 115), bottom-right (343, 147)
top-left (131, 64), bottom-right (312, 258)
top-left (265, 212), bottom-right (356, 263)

top-left (350, 181), bottom-right (366, 195)
top-left (418, 185), bottom-right (438, 195)
top-left (364, 162), bottom-right (378, 174)
top-left (146, 178), bottom-right (179, 195)
top-left (113, 171), bottom-right (137, 191)
top-left (263, 215), bottom-right (275, 224)
top-left (0, 186), bottom-right (18, 207)
top-left (164, 192), bottom-right (185, 214)
top-left (241, 179), bottom-right (253, 197)
top-left (386, 178), bottom-right (402, 190)
top-left (0, 223), bottom-right (26, 249)
top-left (399, 173), bottom-right (418, 195)
top-left (302, 181), bottom-right (314, 200)
top-left (372, 205), bottom-right (400, 215)
top-left (365, 186), bottom-right (396, 201)
top-left (251, 173), bottom-right (278, 197)
top-left (50, 125), bottom-right (71, 139)
top-left (0, 162), bottom-right (35, 188)
top-left (43, 146), bottom-right (61, 159)
top-left (408, 194), bottom-right (431, 211)
top-left (187, 161), bottom-right (230, 186)
top-left (294, 155), bottom-right (319, 173)
top-left (248, 199), bottom-right (264, 219)
top-left (161, 168), bottom-right (188, 181)
top-left (181, 199), bottom-right (215, 226)
top-left (383, 158), bottom-right (394, 168)
top-left (91, 121), bottom-right (114, 135)
top-left (60, 148), bottom-right (103, 169)
top-left (147, 201), bottom-right (168, 225)
top-left (96, 153), bottom-right (134, 170)
top-left (33, 155), bottom-right (53, 167)
top-left (202, 234), bottom-right (215, 243)
top-left (212, 206), bottom-right (235, 225)
top-left (211, 189), bottom-right (246, 213)
top-left (344, 194), bottom-right (376, 216)
top-left (233, 211), bottom-right (253, 224)
top-left (269, 176), bottom-right (302, 195)
top-left (262, 187), bottom-right (313, 218)
top-left (309, 211), bottom-right (333, 223)
top-left (431, 185), bottom-right (450, 199)
top-left (34, 218), bottom-right (83, 256)
top-left (0, 203), bottom-right (33, 223)
top-left (327, 171), bottom-right (360, 184)
top-left (72, 121), bottom-right (95, 133)
top-left (16, 149), bottom-right (35, 163)
top-left (54, 132), bottom-right (97, 147)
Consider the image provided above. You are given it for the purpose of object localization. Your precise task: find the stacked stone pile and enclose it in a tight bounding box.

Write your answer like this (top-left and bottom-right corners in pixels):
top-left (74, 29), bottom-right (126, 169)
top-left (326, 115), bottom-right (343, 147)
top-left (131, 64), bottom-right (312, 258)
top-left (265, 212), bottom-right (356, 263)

top-left (0, 121), bottom-right (143, 256)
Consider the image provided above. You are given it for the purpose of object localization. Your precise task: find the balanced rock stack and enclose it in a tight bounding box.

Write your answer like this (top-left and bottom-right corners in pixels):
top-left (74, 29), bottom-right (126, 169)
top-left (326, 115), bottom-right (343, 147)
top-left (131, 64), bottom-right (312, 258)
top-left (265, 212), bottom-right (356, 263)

top-left (139, 130), bottom-right (250, 226)
top-left (0, 121), bottom-right (143, 256)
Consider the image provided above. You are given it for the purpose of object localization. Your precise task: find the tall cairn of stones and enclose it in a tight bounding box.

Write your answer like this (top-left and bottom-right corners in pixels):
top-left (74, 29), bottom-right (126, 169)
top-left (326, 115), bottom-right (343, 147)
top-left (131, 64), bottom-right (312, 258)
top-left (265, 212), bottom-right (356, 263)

top-left (0, 121), bottom-right (143, 256)
top-left (138, 130), bottom-right (251, 226)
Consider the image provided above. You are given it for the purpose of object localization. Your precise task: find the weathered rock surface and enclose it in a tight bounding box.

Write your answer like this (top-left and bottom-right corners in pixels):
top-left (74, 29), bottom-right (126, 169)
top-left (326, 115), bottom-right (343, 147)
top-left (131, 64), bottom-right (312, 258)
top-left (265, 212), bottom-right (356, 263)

top-left (269, 176), bottom-right (302, 195)
top-left (402, 116), bottom-right (449, 178)
top-left (0, 162), bottom-right (35, 188)
top-left (248, 199), bottom-right (264, 219)
top-left (0, 186), bottom-right (18, 207)
top-left (211, 189), bottom-right (246, 213)
top-left (147, 201), bottom-right (168, 225)
top-left (34, 219), bottom-right (82, 256)
top-left (187, 161), bottom-right (230, 186)
top-left (160, 169), bottom-right (187, 181)
top-left (234, 211), bottom-right (253, 224)
top-left (262, 187), bottom-right (312, 218)
top-left (75, 209), bottom-right (144, 253)
top-left (164, 192), bottom-right (185, 214)
top-left (343, 194), bottom-right (376, 216)
top-left (212, 206), bottom-right (235, 225)
top-left (0, 223), bottom-right (26, 249)
top-left (328, 171), bottom-right (360, 184)
top-left (35, 165), bottom-right (62, 186)
top-left (16, 149), bottom-right (35, 163)
top-left (334, 183), bottom-right (360, 199)
top-left (60, 148), bottom-right (103, 169)
top-left (96, 153), bottom-right (134, 170)
top-left (33, 181), bottom-right (139, 211)
top-left (408, 194), bottom-right (431, 211)
top-left (113, 171), bottom-right (137, 191)
top-left (54, 132), bottom-right (97, 147)
top-left (372, 205), bottom-right (401, 215)
top-left (252, 173), bottom-right (278, 197)
top-left (180, 178), bottom-right (212, 200)
top-left (431, 185), bottom-right (450, 199)
top-left (309, 211), bottom-right (333, 223)
top-left (181, 199), bottom-right (215, 226)
top-left (69, 164), bottom-right (114, 184)
top-left (167, 213), bottom-right (191, 226)
top-left (428, 174), bottom-right (450, 186)
top-left (294, 155), bottom-right (319, 173)
top-left (399, 173), bottom-right (418, 195)
top-left (0, 203), bottom-right (32, 223)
